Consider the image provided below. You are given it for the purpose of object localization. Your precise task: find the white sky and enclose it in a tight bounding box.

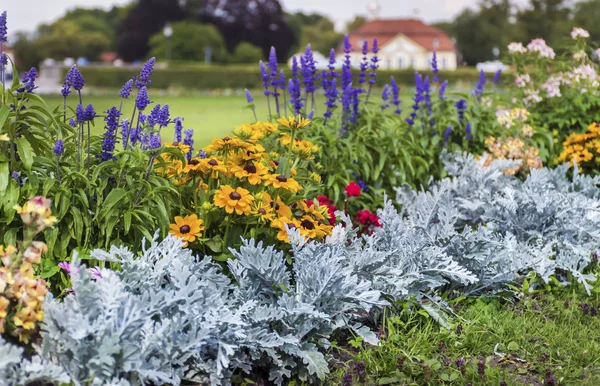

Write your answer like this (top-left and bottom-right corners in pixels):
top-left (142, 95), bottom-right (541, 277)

top-left (3, 0), bottom-right (530, 35)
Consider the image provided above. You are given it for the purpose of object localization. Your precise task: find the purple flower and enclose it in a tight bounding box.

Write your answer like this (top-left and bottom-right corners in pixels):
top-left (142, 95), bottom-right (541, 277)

top-left (455, 99), bottom-right (467, 121)
top-left (301, 44), bottom-right (318, 95)
top-left (61, 83), bottom-right (71, 97)
top-left (136, 57), bottom-right (155, 88)
top-left (139, 113), bottom-right (147, 125)
top-left (58, 262), bottom-right (79, 276)
top-left (0, 11), bottom-right (7, 44)
top-left (135, 86), bottom-right (150, 111)
top-left (466, 122), bottom-right (472, 140)
top-left (149, 133), bottom-right (161, 149)
top-left (245, 89), bottom-right (254, 104)
top-left (390, 76), bottom-right (401, 115)
top-left (323, 77), bottom-right (338, 119)
top-left (70, 66), bottom-right (85, 91)
top-left (289, 57), bottom-right (303, 115)
top-left (183, 129), bottom-right (194, 160)
top-left (69, 118), bottom-right (77, 127)
top-left (120, 79), bottom-right (134, 98)
top-left (11, 171), bottom-right (19, 180)
top-left (472, 70), bottom-right (486, 96)
top-left (341, 82), bottom-right (353, 124)
top-left (358, 40), bottom-right (369, 86)
top-left (89, 267), bottom-right (103, 280)
top-left (431, 51), bottom-right (441, 82)
top-left (121, 119), bottom-right (130, 146)
top-left (129, 126), bottom-right (141, 146)
top-left (147, 104), bottom-right (161, 127)
top-left (381, 84), bottom-right (390, 111)
top-left (19, 67), bottom-right (37, 93)
top-left (342, 35), bottom-right (352, 90)
top-left (259, 61), bottom-right (270, 96)
top-left (369, 38), bottom-right (380, 85)
top-left (159, 104), bottom-right (170, 127)
top-left (439, 80), bottom-right (448, 101)
top-left (444, 125), bottom-right (452, 145)
top-left (101, 107), bottom-right (120, 160)
top-left (268, 47), bottom-right (280, 94)
top-left (75, 104), bottom-right (86, 122)
top-left (198, 149), bottom-right (207, 159)
top-left (173, 117), bottom-right (183, 143)
top-left (84, 104), bottom-right (96, 121)
top-left (307, 109), bottom-right (314, 120)
top-left (493, 69), bottom-right (502, 84)
top-left (53, 139), bottom-right (64, 157)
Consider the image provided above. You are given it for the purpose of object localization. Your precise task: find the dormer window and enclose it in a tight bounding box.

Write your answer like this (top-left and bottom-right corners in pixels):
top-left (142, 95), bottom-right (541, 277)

top-left (433, 38), bottom-right (440, 49)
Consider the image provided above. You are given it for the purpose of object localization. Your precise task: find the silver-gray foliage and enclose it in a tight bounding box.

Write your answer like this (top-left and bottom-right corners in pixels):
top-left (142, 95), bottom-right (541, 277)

top-left (0, 336), bottom-right (68, 386)
top-left (37, 233), bottom-right (383, 385)
top-left (395, 152), bottom-right (600, 294)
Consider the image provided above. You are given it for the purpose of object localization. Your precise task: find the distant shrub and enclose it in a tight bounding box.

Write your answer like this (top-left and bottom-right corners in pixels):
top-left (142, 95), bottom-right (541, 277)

top-left (230, 42), bottom-right (263, 64)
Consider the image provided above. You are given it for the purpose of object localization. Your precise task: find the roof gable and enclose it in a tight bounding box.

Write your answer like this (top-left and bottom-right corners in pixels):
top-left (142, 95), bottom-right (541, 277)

top-left (348, 18), bottom-right (455, 52)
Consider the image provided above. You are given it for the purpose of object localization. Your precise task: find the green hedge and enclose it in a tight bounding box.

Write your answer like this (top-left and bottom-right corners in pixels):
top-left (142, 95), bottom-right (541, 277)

top-left (65, 66), bottom-right (513, 91)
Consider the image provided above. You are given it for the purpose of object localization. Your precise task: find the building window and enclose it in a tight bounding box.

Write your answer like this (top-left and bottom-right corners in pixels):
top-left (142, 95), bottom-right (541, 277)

top-left (409, 57), bottom-right (415, 68)
top-left (398, 57), bottom-right (404, 69)
top-left (387, 59), bottom-right (392, 70)
top-left (442, 57), bottom-right (448, 69)
top-left (433, 38), bottom-right (440, 49)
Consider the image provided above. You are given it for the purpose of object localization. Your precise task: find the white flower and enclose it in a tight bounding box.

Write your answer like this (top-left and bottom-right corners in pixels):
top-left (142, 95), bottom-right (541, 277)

top-left (573, 50), bottom-right (587, 61)
top-left (571, 27), bottom-right (590, 39)
top-left (526, 39), bottom-right (556, 60)
top-left (496, 109), bottom-right (513, 129)
top-left (541, 76), bottom-right (562, 98)
top-left (515, 74), bottom-right (531, 88)
top-left (523, 89), bottom-right (542, 105)
top-left (594, 48), bottom-right (600, 61)
top-left (507, 42), bottom-right (527, 54)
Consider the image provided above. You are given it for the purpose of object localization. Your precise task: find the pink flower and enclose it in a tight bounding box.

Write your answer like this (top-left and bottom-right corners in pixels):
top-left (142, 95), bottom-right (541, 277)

top-left (507, 42), bottom-right (527, 54)
top-left (58, 262), bottom-right (80, 276)
top-left (571, 27), bottom-right (590, 40)
top-left (345, 182), bottom-right (361, 197)
top-left (526, 39), bottom-right (555, 59)
top-left (89, 267), bottom-right (103, 280)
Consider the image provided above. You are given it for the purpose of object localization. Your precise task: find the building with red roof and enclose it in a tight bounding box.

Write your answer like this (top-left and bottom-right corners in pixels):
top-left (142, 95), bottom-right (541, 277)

top-left (346, 18), bottom-right (457, 71)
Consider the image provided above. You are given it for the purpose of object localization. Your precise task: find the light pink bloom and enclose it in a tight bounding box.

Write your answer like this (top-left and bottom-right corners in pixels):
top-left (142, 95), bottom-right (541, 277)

top-left (571, 27), bottom-right (590, 39)
top-left (515, 74), bottom-right (531, 88)
top-left (527, 39), bottom-right (555, 59)
top-left (507, 42), bottom-right (527, 54)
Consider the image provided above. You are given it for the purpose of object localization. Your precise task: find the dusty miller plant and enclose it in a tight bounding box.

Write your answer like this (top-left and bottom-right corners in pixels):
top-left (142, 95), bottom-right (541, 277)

top-left (396, 151), bottom-right (600, 294)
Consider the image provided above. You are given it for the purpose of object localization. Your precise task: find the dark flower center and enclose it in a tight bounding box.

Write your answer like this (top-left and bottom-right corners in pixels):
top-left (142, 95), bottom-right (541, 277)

top-left (272, 160), bottom-right (280, 166)
top-left (172, 142), bottom-right (180, 146)
top-left (229, 192), bottom-right (242, 200)
top-left (287, 223), bottom-right (297, 230)
top-left (223, 136), bottom-right (231, 141)
top-left (180, 225), bottom-right (191, 234)
top-left (301, 219), bottom-right (315, 230)
top-left (276, 175), bottom-right (288, 182)
top-left (189, 159), bottom-right (200, 165)
top-left (258, 208), bottom-right (267, 215)
top-left (208, 159), bottom-right (218, 166)
top-left (244, 162), bottom-right (257, 174)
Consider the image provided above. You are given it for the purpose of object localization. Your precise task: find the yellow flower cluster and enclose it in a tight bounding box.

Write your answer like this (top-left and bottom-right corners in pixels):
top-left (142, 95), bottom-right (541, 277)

top-left (164, 117), bottom-right (332, 246)
top-left (555, 122), bottom-right (600, 166)
top-left (0, 197), bottom-right (55, 343)
top-left (482, 136), bottom-right (543, 175)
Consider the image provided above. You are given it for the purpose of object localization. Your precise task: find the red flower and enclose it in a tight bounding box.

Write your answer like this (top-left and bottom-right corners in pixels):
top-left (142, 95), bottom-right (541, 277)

top-left (317, 195), bottom-right (331, 206)
top-left (356, 209), bottom-right (381, 229)
top-left (345, 182), bottom-right (361, 197)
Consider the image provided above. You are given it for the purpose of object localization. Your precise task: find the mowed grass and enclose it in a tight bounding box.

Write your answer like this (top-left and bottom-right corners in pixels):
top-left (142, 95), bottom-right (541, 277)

top-left (42, 93), bottom-right (269, 147)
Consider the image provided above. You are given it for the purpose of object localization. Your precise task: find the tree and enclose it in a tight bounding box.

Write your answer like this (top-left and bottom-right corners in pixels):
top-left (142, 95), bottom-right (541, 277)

top-left (345, 16), bottom-right (367, 33)
top-left (231, 42), bottom-right (264, 64)
top-left (12, 32), bottom-right (43, 71)
top-left (35, 20), bottom-right (111, 61)
top-left (148, 20), bottom-right (227, 62)
top-left (515, 0), bottom-right (572, 48)
top-left (452, 0), bottom-right (517, 65)
top-left (184, 0), bottom-right (296, 62)
top-left (299, 18), bottom-right (342, 55)
top-left (117, 0), bottom-right (186, 61)
top-left (573, 0), bottom-right (600, 42)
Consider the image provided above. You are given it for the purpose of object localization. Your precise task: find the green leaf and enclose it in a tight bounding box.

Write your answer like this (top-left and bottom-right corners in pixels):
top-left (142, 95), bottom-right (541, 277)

top-left (0, 161), bottom-right (8, 196)
top-left (100, 188), bottom-right (128, 218)
top-left (379, 377), bottom-right (401, 385)
top-left (15, 137), bottom-right (34, 171)
top-left (0, 105), bottom-right (11, 129)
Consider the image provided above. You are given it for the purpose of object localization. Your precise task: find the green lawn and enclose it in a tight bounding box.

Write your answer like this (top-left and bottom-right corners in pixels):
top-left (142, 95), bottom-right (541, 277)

top-left (42, 93), bottom-right (270, 147)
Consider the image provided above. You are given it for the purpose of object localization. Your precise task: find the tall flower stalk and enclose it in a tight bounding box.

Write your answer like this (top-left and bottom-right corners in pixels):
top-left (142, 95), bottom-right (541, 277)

top-left (0, 11), bottom-right (7, 93)
top-left (268, 47), bottom-right (280, 116)
top-left (365, 39), bottom-right (380, 104)
top-left (259, 61), bottom-right (272, 120)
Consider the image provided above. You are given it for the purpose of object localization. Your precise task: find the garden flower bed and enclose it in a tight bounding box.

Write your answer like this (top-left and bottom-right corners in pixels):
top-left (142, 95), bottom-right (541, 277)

top-left (1, 9), bottom-right (600, 385)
